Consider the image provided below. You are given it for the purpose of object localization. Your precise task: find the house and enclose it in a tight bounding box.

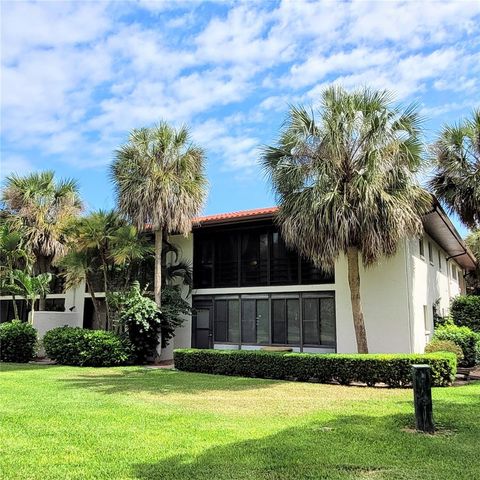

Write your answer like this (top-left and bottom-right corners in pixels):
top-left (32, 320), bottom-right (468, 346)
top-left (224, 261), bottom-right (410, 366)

top-left (0, 201), bottom-right (476, 360)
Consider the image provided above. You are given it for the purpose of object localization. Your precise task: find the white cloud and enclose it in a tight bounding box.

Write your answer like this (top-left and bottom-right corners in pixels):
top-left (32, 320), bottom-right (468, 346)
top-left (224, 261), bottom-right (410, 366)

top-left (0, 155), bottom-right (36, 179)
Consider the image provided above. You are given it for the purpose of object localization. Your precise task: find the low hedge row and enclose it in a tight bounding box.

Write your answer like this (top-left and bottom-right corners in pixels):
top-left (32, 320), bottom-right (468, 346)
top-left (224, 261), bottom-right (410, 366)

top-left (43, 327), bottom-right (130, 367)
top-left (173, 349), bottom-right (457, 387)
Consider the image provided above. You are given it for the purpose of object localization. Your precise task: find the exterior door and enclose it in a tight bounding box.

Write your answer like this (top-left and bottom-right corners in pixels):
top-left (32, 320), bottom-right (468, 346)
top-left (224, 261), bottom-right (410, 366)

top-left (192, 301), bottom-right (213, 349)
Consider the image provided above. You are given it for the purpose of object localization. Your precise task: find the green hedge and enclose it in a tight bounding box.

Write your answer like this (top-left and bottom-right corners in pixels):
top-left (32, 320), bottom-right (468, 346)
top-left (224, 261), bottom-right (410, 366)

top-left (174, 349), bottom-right (457, 387)
top-left (451, 295), bottom-right (480, 333)
top-left (43, 327), bottom-right (130, 367)
top-left (0, 320), bottom-right (37, 363)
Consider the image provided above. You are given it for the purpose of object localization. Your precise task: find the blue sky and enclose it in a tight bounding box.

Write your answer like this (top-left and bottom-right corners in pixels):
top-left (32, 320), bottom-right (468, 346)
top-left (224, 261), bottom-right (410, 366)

top-left (1, 1), bottom-right (479, 236)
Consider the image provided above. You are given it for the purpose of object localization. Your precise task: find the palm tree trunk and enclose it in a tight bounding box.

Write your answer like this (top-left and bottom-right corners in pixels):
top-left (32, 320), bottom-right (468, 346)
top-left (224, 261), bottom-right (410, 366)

top-left (86, 276), bottom-right (103, 329)
top-left (29, 299), bottom-right (35, 325)
top-left (99, 254), bottom-right (111, 331)
top-left (346, 246), bottom-right (368, 353)
top-left (11, 294), bottom-right (19, 320)
top-left (37, 256), bottom-right (49, 311)
top-left (154, 229), bottom-right (163, 307)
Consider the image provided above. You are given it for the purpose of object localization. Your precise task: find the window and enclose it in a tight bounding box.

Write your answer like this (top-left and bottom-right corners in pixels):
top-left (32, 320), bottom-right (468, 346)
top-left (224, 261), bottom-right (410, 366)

top-left (270, 232), bottom-right (298, 284)
top-left (214, 299), bottom-right (239, 342)
top-left (419, 238), bottom-right (424, 258)
top-left (194, 226), bottom-right (334, 288)
top-left (451, 264), bottom-right (457, 281)
top-left (241, 298), bottom-right (269, 343)
top-left (428, 242), bottom-right (433, 264)
top-left (302, 296), bottom-right (336, 345)
top-left (204, 292), bottom-right (336, 348)
top-left (438, 250), bottom-right (442, 271)
top-left (241, 231), bottom-right (268, 286)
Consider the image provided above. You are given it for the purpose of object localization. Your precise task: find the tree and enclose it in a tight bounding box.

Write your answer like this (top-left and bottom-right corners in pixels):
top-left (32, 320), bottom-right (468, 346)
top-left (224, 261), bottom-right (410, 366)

top-left (111, 121), bottom-right (207, 308)
top-left (261, 86), bottom-right (431, 353)
top-left (465, 230), bottom-right (480, 294)
top-left (0, 223), bottom-right (32, 319)
top-left (429, 108), bottom-right (480, 229)
top-left (61, 210), bottom-right (151, 330)
top-left (1, 171), bottom-right (82, 309)
top-left (10, 269), bottom-right (52, 324)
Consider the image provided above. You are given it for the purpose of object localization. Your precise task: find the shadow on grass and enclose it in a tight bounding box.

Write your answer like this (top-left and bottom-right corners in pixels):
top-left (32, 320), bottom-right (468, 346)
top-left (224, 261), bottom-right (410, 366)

top-left (60, 368), bottom-right (280, 395)
top-left (133, 404), bottom-right (480, 480)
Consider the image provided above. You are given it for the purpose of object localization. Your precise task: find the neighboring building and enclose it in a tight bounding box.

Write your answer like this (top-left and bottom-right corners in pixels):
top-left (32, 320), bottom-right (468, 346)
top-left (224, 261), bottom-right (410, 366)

top-left (0, 202), bottom-right (476, 360)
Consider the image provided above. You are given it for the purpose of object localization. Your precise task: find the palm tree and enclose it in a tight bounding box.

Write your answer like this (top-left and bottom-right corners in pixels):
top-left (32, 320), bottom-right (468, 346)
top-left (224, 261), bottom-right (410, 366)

top-left (429, 109), bottom-right (480, 229)
top-left (0, 223), bottom-right (32, 319)
top-left (1, 171), bottom-right (82, 309)
top-left (61, 210), bottom-right (151, 330)
top-left (10, 269), bottom-right (52, 324)
top-left (111, 121), bottom-right (208, 307)
top-left (465, 230), bottom-right (480, 294)
top-left (261, 86), bottom-right (431, 353)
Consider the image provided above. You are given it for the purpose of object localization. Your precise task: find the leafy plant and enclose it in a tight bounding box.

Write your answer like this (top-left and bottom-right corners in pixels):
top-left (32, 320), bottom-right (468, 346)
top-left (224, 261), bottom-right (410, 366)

top-left (9, 269), bottom-right (52, 323)
top-left (425, 339), bottom-right (464, 363)
top-left (43, 326), bottom-right (130, 366)
top-left (433, 324), bottom-right (480, 367)
top-left (0, 320), bottom-right (37, 362)
top-left (450, 295), bottom-right (480, 332)
top-left (111, 282), bottom-right (162, 363)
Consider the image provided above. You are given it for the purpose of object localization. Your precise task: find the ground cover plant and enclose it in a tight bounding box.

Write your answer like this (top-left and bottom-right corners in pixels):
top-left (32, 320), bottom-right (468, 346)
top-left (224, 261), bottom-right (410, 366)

top-left (0, 364), bottom-right (479, 480)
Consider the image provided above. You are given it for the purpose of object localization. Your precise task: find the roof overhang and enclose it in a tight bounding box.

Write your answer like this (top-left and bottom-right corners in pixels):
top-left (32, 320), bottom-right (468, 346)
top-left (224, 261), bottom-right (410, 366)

top-left (422, 200), bottom-right (476, 271)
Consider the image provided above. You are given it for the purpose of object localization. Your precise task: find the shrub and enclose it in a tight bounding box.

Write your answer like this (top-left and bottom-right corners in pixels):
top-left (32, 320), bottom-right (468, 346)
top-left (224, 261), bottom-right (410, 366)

top-left (425, 339), bottom-right (464, 363)
top-left (174, 349), bottom-right (457, 387)
top-left (43, 327), bottom-right (130, 367)
top-left (110, 282), bottom-right (162, 363)
top-left (433, 324), bottom-right (480, 367)
top-left (450, 295), bottom-right (480, 332)
top-left (0, 320), bottom-right (37, 363)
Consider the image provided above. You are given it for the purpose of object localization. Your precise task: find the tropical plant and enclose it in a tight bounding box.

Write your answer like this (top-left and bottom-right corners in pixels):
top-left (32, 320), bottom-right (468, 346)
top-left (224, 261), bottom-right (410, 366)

top-left (429, 108), bottom-right (480, 228)
top-left (61, 210), bottom-right (151, 330)
top-left (1, 170), bottom-right (82, 309)
top-left (465, 230), bottom-right (480, 294)
top-left (9, 269), bottom-right (52, 324)
top-left (0, 222), bottom-right (32, 318)
top-left (261, 86), bottom-right (431, 353)
top-left (111, 121), bottom-right (208, 308)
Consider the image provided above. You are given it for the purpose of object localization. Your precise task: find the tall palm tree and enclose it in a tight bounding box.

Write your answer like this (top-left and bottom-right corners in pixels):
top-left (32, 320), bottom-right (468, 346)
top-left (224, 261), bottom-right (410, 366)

top-left (1, 171), bottom-right (82, 309)
top-left (261, 86), bottom-right (431, 353)
top-left (111, 121), bottom-right (208, 307)
top-left (429, 109), bottom-right (480, 229)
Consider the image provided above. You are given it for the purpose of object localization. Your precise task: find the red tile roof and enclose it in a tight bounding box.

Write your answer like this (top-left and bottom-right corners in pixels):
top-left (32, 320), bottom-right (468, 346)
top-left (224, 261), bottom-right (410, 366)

top-left (194, 207), bottom-right (278, 225)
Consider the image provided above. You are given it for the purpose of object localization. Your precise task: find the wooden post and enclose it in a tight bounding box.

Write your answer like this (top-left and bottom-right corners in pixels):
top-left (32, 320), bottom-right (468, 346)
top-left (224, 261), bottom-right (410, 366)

top-left (411, 365), bottom-right (434, 433)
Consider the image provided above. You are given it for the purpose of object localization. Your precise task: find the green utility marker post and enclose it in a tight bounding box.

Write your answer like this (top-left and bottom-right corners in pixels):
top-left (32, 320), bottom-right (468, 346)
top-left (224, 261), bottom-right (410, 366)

top-left (411, 364), bottom-right (434, 433)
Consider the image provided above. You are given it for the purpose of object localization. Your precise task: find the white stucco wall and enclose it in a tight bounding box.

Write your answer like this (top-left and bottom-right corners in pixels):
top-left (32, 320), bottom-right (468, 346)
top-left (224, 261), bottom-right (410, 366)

top-left (408, 234), bottom-right (463, 353)
top-left (334, 242), bottom-right (412, 354)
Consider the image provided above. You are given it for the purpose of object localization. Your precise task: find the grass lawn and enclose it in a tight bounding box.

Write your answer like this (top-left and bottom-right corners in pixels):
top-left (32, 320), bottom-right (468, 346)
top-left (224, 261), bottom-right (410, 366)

top-left (1, 364), bottom-right (479, 480)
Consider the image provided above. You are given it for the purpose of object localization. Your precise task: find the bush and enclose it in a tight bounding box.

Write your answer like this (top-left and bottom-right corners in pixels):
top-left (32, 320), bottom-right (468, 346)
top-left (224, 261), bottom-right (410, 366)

top-left (433, 324), bottom-right (480, 367)
top-left (43, 327), bottom-right (130, 367)
top-left (110, 282), bottom-right (162, 363)
top-left (174, 349), bottom-right (457, 387)
top-left (0, 320), bottom-right (37, 363)
top-left (425, 339), bottom-right (464, 363)
top-left (450, 295), bottom-right (480, 332)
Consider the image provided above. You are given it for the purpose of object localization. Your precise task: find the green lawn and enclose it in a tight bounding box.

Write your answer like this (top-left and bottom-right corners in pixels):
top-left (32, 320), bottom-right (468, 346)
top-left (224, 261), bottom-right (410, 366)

top-left (1, 364), bottom-right (479, 480)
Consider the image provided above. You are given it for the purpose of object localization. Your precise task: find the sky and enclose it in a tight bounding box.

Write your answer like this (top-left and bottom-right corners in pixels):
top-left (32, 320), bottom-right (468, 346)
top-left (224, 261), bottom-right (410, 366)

top-left (1, 0), bottom-right (479, 237)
